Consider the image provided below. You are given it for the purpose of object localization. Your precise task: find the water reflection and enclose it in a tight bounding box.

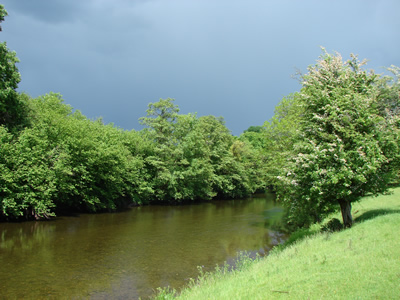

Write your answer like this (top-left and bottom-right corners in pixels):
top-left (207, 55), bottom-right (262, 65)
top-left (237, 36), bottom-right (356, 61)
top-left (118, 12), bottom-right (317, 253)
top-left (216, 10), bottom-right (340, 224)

top-left (0, 193), bottom-right (286, 299)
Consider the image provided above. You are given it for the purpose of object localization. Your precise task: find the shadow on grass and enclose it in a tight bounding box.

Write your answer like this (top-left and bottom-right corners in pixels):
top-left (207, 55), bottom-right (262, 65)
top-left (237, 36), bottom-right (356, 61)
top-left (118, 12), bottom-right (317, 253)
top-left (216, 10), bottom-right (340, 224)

top-left (273, 207), bottom-right (400, 254)
top-left (354, 209), bottom-right (400, 223)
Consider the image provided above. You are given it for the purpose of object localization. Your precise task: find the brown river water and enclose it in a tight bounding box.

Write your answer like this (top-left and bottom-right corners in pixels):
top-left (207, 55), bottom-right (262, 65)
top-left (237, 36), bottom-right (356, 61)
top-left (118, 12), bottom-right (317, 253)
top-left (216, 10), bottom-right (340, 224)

top-left (0, 193), bottom-right (286, 299)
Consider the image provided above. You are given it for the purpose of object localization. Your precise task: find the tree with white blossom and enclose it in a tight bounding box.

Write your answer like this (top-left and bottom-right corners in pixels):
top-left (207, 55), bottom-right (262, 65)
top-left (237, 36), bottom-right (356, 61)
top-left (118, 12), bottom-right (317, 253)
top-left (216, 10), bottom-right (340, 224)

top-left (277, 49), bottom-right (400, 228)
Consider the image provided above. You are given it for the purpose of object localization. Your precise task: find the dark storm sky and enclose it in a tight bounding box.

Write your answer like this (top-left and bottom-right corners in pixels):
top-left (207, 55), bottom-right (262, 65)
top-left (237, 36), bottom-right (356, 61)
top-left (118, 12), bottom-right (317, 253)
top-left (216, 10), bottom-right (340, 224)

top-left (1, 0), bottom-right (399, 135)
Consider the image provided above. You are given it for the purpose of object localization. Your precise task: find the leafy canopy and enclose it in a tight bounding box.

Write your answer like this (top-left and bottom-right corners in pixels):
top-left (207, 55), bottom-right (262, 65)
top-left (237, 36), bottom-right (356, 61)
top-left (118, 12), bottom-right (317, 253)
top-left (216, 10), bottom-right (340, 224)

top-left (0, 5), bottom-right (27, 130)
top-left (277, 49), bottom-right (400, 228)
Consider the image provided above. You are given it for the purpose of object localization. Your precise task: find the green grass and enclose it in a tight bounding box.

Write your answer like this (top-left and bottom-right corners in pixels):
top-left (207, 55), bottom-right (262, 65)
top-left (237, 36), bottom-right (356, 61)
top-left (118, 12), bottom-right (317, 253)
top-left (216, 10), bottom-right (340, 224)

top-left (154, 188), bottom-right (400, 299)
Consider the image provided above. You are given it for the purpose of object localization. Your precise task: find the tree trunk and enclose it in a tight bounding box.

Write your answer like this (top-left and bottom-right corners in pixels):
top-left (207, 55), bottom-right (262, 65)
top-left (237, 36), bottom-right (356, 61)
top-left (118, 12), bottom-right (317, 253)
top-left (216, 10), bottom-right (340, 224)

top-left (338, 199), bottom-right (353, 228)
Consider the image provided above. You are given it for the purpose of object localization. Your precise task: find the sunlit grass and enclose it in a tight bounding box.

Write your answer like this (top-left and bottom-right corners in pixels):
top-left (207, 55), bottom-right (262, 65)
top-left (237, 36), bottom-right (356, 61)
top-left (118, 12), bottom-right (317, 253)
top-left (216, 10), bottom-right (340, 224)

top-left (154, 188), bottom-right (400, 299)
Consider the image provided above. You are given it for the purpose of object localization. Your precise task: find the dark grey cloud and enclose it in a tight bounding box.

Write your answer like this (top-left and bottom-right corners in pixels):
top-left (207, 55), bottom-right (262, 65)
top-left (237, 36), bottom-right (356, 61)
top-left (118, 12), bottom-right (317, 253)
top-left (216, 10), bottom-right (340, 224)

top-left (1, 0), bottom-right (399, 135)
top-left (1, 0), bottom-right (87, 23)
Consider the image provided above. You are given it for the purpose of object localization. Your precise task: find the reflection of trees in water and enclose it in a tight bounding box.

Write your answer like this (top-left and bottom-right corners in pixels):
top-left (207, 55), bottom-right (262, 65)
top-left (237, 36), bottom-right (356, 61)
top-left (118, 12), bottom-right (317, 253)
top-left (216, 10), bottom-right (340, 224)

top-left (1, 219), bottom-right (110, 297)
top-left (0, 194), bottom-right (286, 299)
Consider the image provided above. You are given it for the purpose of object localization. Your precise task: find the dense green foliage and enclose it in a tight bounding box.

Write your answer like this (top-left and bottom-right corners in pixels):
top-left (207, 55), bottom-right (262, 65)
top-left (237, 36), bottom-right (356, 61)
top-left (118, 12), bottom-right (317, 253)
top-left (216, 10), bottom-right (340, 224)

top-left (276, 50), bottom-right (400, 228)
top-left (376, 65), bottom-right (400, 118)
top-left (262, 93), bottom-right (303, 188)
top-left (0, 95), bottom-right (261, 220)
top-left (1, 4), bottom-right (399, 226)
top-left (139, 98), bottom-right (262, 201)
top-left (239, 93), bottom-right (304, 191)
top-left (0, 4), bottom-right (6, 29)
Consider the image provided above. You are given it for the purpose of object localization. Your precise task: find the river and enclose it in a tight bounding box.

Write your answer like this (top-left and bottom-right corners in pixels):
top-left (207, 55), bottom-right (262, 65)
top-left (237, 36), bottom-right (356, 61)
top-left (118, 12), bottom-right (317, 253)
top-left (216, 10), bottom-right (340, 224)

top-left (0, 193), bottom-right (286, 299)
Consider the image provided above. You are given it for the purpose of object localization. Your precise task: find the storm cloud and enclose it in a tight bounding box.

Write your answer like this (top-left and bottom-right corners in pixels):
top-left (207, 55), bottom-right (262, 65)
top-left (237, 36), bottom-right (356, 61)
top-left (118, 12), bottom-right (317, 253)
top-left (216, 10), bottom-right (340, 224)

top-left (1, 0), bottom-right (399, 135)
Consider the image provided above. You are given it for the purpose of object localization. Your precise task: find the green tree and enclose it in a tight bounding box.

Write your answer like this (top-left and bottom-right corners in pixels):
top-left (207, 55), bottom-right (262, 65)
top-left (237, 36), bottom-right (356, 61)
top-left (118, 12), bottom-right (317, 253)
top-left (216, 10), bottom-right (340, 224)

top-left (278, 50), bottom-right (400, 228)
top-left (139, 98), bottom-right (179, 145)
top-left (376, 65), bottom-right (400, 118)
top-left (0, 4), bottom-right (6, 31)
top-left (197, 115), bottom-right (255, 198)
top-left (243, 125), bottom-right (263, 133)
top-left (167, 113), bottom-right (216, 201)
top-left (139, 99), bottom-right (217, 202)
top-left (262, 93), bottom-right (304, 188)
top-left (374, 66), bottom-right (400, 184)
top-left (139, 98), bottom-right (256, 202)
top-left (16, 93), bottom-right (146, 215)
top-left (0, 92), bottom-right (153, 219)
top-left (232, 137), bottom-right (268, 193)
top-left (0, 120), bottom-right (59, 219)
top-left (139, 98), bottom-right (181, 201)
top-left (31, 93), bottom-right (148, 212)
top-left (0, 5), bottom-right (27, 130)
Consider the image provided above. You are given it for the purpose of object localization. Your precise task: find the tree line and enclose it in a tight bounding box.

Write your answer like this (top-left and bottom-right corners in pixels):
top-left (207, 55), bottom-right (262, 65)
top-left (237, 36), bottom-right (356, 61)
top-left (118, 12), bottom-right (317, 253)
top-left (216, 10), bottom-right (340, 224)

top-left (0, 5), bottom-right (268, 221)
top-left (0, 92), bottom-right (269, 220)
top-left (1, 4), bottom-right (399, 227)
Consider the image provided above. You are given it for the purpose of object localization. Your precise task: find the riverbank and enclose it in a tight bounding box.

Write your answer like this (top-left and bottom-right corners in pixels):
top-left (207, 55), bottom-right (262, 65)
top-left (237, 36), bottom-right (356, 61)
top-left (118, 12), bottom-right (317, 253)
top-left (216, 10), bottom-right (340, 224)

top-left (155, 187), bottom-right (400, 299)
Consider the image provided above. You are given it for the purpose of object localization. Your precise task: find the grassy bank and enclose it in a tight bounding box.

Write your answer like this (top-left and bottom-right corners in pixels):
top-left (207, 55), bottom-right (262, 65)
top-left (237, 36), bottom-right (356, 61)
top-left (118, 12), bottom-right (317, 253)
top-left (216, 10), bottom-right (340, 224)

top-left (155, 188), bottom-right (400, 299)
